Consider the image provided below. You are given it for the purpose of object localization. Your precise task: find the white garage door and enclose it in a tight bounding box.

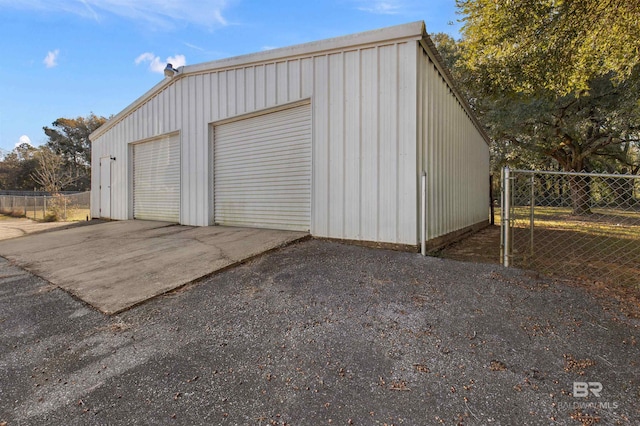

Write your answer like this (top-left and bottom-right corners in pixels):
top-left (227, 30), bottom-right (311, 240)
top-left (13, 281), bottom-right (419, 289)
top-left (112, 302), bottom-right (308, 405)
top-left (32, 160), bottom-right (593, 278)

top-left (133, 135), bottom-right (180, 222)
top-left (214, 103), bottom-right (311, 231)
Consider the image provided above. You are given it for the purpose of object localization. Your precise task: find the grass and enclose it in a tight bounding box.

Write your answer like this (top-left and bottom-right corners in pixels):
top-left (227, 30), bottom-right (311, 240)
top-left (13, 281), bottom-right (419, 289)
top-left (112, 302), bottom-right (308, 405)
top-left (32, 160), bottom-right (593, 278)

top-left (0, 208), bottom-right (91, 222)
top-left (62, 209), bottom-right (92, 222)
top-left (507, 206), bottom-right (640, 239)
top-left (440, 209), bottom-right (640, 317)
top-left (493, 206), bottom-right (640, 288)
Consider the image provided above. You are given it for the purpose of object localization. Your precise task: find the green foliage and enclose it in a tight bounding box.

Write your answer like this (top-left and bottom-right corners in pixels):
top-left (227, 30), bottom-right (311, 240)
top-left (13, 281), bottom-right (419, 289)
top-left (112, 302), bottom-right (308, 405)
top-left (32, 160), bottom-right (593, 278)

top-left (432, 1), bottom-right (640, 179)
top-left (0, 143), bottom-right (39, 190)
top-left (0, 113), bottom-right (106, 192)
top-left (456, 0), bottom-right (640, 94)
top-left (480, 72), bottom-right (640, 173)
top-left (435, 1), bottom-right (640, 214)
top-left (43, 113), bottom-right (106, 191)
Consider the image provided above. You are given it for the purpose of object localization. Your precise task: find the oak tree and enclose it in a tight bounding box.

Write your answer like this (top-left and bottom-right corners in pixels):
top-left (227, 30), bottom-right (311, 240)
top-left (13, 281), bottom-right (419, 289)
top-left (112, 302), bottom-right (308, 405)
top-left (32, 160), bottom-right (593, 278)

top-left (448, 1), bottom-right (640, 213)
top-left (456, 0), bottom-right (640, 94)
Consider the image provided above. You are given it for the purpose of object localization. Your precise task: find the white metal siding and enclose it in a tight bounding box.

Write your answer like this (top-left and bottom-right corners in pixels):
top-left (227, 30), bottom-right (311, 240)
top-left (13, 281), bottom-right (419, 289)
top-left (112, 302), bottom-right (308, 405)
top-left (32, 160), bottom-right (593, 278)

top-left (90, 40), bottom-right (419, 244)
top-left (133, 135), bottom-right (181, 222)
top-left (89, 31), bottom-right (489, 247)
top-left (312, 43), bottom-right (418, 244)
top-left (89, 58), bottom-right (317, 225)
top-left (420, 50), bottom-right (490, 241)
top-left (213, 103), bottom-right (311, 231)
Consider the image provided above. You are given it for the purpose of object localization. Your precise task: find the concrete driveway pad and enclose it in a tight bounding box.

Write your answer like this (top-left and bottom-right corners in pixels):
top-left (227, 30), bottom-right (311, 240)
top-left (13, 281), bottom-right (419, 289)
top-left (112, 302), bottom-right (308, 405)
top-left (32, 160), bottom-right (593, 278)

top-left (0, 220), bottom-right (307, 314)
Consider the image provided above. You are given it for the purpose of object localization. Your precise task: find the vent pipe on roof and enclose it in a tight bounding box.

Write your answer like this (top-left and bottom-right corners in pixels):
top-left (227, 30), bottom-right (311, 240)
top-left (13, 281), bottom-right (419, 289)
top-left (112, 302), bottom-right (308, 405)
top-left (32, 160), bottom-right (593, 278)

top-left (164, 63), bottom-right (179, 78)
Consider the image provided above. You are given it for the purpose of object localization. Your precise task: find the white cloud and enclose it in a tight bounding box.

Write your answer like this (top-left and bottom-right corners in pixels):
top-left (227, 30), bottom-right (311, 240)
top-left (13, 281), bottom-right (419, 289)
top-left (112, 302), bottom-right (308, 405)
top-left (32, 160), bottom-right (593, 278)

top-left (43, 49), bottom-right (59, 68)
top-left (135, 52), bottom-right (186, 73)
top-left (16, 135), bottom-right (32, 148)
top-left (356, 0), bottom-right (403, 15)
top-left (135, 52), bottom-right (156, 65)
top-left (184, 42), bottom-right (205, 52)
top-left (211, 8), bottom-right (227, 26)
top-left (0, 0), bottom-right (231, 30)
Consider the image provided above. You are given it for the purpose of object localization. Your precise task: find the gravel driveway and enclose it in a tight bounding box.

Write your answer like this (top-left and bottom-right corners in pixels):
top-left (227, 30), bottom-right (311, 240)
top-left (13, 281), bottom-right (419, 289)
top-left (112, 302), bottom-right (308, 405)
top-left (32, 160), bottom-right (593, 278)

top-left (1, 239), bottom-right (638, 425)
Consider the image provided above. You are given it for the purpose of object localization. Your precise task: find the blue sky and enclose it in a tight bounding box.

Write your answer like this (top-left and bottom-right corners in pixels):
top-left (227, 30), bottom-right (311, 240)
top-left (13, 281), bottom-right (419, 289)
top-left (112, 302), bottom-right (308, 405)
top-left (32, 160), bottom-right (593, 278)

top-left (0, 0), bottom-right (462, 154)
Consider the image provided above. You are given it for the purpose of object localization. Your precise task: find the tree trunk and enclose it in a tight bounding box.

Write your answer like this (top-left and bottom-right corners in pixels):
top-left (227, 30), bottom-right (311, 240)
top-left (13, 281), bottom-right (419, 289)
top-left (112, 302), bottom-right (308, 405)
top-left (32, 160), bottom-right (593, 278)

top-left (568, 174), bottom-right (591, 215)
top-left (605, 176), bottom-right (635, 208)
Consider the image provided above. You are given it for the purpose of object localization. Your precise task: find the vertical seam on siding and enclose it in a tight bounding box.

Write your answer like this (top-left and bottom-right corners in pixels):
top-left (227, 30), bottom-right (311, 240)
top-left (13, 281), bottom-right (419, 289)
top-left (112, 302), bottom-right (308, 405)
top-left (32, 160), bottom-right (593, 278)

top-left (285, 60), bottom-right (290, 102)
top-left (311, 58), bottom-right (318, 233)
top-left (395, 43), bottom-right (400, 243)
top-left (190, 77), bottom-right (196, 224)
top-left (358, 49), bottom-right (363, 239)
top-left (375, 45), bottom-right (380, 241)
top-left (298, 59), bottom-right (303, 99)
top-left (194, 75), bottom-right (200, 225)
top-left (239, 69), bottom-right (244, 112)
top-left (326, 55), bottom-right (331, 234)
top-left (342, 51), bottom-right (346, 238)
top-left (273, 62), bottom-right (278, 106)
top-left (245, 65), bottom-right (256, 111)
top-left (261, 65), bottom-right (266, 109)
top-left (230, 70), bottom-right (236, 117)
top-left (217, 72), bottom-right (222, 120)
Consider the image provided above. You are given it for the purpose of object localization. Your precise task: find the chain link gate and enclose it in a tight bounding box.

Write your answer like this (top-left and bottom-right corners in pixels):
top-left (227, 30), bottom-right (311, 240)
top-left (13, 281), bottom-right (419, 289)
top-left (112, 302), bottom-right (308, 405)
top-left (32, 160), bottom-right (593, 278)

top-left (501, 168), bottom-right (640, 287)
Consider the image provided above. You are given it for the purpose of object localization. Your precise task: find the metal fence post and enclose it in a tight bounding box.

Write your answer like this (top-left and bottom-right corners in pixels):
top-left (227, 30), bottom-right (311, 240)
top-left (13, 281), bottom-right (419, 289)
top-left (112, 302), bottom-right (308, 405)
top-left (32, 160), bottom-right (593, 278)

top-left (64, 196), bottom-right (67, 220)
top-left (421, 172), bottom-right (427, 256)
top-left (502, 169), bottom-right (640, 286)
top-left (529, 174), bottom-right (535, 256)
top-left (502, 166), bottom-right (511, 267)
top-left (489, 174), bottom-right (495, 225)
top-left (500, 168), bottom-right (504, 262)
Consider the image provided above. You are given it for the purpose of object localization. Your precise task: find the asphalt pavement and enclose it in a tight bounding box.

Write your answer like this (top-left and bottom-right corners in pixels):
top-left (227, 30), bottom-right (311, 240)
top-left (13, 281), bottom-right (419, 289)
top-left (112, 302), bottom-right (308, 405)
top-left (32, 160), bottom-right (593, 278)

top-left (1, 239), bottom-right (638, 425)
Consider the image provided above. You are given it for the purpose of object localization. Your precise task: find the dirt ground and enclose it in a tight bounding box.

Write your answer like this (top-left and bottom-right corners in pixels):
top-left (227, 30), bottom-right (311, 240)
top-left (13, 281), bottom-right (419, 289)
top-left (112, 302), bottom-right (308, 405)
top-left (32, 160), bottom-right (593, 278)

top-left (437, 225), bottom-right (502, 265)
top-left (439, 225), bottom-right (640, 321)
top-left (0, 215), bottom-right (99, 241)
top-left (1, 238), bottom-right (639, 425)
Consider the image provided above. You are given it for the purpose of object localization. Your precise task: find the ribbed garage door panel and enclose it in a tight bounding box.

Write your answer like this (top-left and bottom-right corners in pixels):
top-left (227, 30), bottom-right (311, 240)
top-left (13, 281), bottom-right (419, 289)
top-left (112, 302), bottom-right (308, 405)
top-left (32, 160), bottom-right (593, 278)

top-left (214, 104), bottom-right (311, 231)
top-left (133, 135), bottom-right (180, 222)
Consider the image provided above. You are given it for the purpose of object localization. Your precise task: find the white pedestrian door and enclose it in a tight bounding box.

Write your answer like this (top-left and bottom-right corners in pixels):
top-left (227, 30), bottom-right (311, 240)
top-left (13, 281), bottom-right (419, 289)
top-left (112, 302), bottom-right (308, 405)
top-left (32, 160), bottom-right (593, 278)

top-left (213, 103), bottom-right (312, 231)
top-left (99, 157), bottom-right (111, 219)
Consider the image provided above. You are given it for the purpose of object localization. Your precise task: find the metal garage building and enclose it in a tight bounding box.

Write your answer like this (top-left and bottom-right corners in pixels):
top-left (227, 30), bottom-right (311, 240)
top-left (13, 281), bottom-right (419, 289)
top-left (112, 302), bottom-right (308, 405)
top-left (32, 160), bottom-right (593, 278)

top-left (90, 21), bottom-right (490, 250)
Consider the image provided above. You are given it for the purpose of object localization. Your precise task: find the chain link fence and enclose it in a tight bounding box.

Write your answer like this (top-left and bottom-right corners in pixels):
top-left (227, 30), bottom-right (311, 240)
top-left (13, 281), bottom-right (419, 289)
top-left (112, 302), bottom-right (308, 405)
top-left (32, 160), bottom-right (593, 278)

top-left (500, 168), bottom-right (640, 287)
top-left (0, 191), bottom-right (91, 222)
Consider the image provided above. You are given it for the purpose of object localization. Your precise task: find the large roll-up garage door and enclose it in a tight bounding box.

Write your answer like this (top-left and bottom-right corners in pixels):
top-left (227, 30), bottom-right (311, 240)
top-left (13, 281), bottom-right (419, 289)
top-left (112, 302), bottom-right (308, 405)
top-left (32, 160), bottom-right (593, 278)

top-left (133, 134), bottom-right (180, 222)
top-left (214, 103), bottom-right (311, 231)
